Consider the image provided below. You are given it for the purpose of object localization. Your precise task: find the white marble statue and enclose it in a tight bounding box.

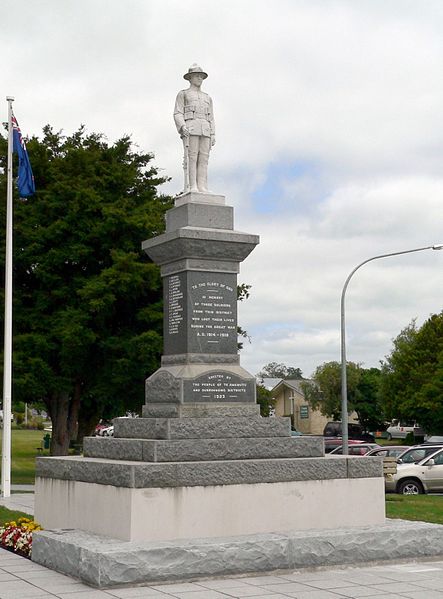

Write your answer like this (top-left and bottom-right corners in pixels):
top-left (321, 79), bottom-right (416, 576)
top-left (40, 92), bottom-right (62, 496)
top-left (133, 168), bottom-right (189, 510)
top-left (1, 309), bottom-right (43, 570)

top-left (174, 64), bottom-right (215, 194)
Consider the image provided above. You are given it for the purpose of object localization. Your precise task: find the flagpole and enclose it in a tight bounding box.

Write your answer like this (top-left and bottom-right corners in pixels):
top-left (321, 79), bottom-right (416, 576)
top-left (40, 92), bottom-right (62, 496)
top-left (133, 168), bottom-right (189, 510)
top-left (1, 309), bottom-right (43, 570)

top-left (1, 96), bottom-right (14, 498)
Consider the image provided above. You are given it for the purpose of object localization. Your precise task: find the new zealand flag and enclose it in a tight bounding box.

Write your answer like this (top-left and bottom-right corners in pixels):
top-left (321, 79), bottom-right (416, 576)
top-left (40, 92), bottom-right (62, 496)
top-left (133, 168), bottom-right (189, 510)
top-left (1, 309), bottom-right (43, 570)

top-left (12, 113), bottom-right (35, 197)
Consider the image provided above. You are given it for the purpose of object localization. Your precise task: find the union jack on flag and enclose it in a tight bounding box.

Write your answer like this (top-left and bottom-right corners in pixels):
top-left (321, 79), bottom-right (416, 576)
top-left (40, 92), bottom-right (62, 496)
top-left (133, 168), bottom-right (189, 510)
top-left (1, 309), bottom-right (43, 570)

top-left (12, 112), bottom-right (35, 197)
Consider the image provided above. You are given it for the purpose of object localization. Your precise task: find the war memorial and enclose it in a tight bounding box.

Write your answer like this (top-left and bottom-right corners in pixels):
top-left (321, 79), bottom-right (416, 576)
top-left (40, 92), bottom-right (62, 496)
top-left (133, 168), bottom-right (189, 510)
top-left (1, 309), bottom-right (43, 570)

top-left (32, 65), bottom-right (443, 587)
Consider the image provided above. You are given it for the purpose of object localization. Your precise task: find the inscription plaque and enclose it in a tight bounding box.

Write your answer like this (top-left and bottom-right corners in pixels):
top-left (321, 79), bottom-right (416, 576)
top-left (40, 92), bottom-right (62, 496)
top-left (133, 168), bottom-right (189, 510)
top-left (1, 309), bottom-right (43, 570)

top-left (164, 271), bottom-right (238, 355)
top-left (183, 371), bottom-right (256, 403)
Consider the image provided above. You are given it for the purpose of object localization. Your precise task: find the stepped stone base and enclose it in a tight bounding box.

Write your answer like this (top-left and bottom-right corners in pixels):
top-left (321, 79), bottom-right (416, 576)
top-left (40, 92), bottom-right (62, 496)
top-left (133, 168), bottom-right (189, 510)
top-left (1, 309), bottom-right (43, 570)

top-left (113, 415), bottom-right (290, 439)
top-left (83, 435), bottom-right (324, 462)
top-left (32, 519), bottom-right (443, 588)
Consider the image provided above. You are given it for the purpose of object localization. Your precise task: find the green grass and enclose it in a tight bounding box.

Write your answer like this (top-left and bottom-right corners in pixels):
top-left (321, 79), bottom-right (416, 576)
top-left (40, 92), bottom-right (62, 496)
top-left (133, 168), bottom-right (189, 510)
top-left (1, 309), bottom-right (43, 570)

top-left (386, 494), bottom-right (443, 524)
top-left (0, 429), bottom-right (50, 484)
top-left (0, 506), bottom-right (33, 526)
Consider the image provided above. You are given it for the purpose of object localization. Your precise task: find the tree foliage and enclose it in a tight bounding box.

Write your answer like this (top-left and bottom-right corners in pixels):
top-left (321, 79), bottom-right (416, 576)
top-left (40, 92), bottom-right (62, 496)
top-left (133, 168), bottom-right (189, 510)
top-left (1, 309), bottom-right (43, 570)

top-left (303, 361), bottom-right (383, 430)
top-left (257, 361), bottom-right (303, 380)
top-left (0, 125), bottom-right (173, 454)
top-left (380, 312), bottom-right (443, 434)
top-left (256, 384), bottom-right (276, 417)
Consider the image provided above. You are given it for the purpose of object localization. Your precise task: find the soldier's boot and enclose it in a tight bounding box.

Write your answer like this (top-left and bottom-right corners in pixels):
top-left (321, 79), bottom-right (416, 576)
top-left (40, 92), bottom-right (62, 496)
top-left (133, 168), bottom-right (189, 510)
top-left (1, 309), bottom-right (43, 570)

top-left (188, 151), bottom-right (199, 192)
top-left (197, 152), bottom-right (210, 192)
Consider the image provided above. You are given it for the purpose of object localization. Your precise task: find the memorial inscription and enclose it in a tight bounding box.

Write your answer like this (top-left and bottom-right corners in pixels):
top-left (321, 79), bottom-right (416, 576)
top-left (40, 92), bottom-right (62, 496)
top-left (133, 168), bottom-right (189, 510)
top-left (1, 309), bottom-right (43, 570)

top-left (164, 271), bottom-right (238, 355)
top-left (167, 275), bottom-right (184, 335)
top-left (183, 371), bottom-right (255, 403)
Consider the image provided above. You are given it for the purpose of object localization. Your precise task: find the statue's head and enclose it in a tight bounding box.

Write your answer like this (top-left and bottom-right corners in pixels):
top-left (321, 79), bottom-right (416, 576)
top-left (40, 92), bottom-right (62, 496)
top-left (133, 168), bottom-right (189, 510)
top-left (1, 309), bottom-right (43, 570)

top-left (184, 64), bottom-right (208, 82)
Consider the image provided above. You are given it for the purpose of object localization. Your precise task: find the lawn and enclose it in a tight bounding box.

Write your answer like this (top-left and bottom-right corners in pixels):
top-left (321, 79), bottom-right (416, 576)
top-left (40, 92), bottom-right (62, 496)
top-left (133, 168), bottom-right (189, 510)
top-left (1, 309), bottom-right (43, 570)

top-left (0, 506), bottom-right (33, 525)
top-left (0, 428), bottom-right (49, 484)
top-left (386, 494), bottom-right (443, 524)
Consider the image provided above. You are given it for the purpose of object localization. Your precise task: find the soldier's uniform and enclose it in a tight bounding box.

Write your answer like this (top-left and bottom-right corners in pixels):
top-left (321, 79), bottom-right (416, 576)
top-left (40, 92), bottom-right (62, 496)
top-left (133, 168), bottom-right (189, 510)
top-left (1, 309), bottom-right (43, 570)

top-left (174, 65), bottom-right (215, 193)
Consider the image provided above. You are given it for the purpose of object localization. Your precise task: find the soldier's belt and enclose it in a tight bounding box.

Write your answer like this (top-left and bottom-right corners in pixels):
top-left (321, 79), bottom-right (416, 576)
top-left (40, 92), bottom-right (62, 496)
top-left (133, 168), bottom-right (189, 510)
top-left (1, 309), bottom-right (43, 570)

top-left (184, 113), bottom-right (210, 120)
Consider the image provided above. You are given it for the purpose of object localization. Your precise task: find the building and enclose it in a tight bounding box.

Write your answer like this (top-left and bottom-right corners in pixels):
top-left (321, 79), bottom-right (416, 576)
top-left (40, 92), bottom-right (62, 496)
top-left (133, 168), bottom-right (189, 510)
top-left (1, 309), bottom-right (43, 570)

top-left (269, 379), bottom-right (329, 434)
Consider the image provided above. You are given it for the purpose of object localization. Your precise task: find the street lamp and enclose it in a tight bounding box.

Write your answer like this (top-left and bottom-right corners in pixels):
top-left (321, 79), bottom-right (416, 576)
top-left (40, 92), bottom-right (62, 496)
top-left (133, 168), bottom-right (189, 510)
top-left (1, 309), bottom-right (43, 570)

top-left (340, 244), bottom-right (443, 454)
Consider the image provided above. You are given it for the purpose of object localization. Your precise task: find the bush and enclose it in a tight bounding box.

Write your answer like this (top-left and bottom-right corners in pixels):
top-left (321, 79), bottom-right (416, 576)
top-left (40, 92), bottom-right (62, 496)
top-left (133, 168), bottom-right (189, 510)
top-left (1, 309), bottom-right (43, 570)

top-left (24, 416), bottom-right (45, 430)
top-left (15, 413), bottom-right (25, 426)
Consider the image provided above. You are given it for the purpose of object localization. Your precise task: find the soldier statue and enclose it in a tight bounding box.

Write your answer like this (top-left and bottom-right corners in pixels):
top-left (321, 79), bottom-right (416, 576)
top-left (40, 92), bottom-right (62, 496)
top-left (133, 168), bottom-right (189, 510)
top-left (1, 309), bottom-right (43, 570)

top-left (174, 64), bottom-right (215, 194)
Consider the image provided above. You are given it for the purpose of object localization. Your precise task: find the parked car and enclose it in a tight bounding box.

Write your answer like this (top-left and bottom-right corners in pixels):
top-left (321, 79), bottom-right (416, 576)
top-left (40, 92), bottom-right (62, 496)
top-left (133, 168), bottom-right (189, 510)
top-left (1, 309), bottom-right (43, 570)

top-left (396, 445), bottom-right (443, 464)
top-left (329, 443), bottom-right (380, 456)
top-left (0, 409), bottom-right (14, 422)
top-left (96, 425), bottom-right (114, 437)
top-left (385, 447), bottom-right (443, 494)
top-left (422, 435), bottom-right (443, 445)
top-left (323, 422), bottom-right (375, 453)
top-left (290, 428), bottom-right (303, 436)
top-left (386, 419), bottom-right (424, 440)
top-left (323, 421), bottom-right (375, 441)
top-left (324, 438), bottom-right (368, 453)
top-left (365, 446), bottom-right (409, 458)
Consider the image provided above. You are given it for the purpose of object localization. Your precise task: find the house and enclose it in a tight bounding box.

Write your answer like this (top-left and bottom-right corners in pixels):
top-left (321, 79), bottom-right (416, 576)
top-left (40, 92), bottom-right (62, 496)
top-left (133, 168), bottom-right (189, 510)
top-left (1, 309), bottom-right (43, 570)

top-left (269, 379), bottom-right (329, 434)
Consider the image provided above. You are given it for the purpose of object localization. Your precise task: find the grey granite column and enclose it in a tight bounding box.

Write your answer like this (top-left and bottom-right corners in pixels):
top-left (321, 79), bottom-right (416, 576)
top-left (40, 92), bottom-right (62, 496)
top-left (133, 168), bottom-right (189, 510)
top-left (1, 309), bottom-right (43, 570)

top-left (142, 192), bottom-right (259, 417)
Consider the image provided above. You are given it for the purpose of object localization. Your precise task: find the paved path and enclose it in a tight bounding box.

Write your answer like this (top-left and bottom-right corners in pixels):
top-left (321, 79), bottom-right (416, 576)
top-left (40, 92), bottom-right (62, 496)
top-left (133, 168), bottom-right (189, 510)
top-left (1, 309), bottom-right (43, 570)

top-left (1, 547), bottom-right (443, 598)
top-left (0, 488), bottom-right (35, 515)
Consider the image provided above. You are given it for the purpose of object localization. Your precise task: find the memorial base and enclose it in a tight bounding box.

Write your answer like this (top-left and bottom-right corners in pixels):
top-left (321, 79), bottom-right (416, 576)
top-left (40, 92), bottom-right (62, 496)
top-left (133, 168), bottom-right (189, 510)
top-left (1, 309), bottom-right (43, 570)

top-left (32, 520), bottom-right (443, 588)
top-left (34, 476), bottom-right (385, 542)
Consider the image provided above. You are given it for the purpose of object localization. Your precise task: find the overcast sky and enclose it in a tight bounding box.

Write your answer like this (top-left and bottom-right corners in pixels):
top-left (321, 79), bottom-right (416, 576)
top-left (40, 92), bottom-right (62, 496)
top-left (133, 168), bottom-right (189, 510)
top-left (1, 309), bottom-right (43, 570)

top-left (3, 0), bottom-right (443, 378)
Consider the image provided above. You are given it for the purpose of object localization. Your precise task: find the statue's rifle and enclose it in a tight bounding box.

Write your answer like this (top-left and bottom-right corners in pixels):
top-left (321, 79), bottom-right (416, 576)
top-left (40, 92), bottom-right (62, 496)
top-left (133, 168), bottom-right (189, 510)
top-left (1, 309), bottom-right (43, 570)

top-left (182, 135), bottom-right (189, 194)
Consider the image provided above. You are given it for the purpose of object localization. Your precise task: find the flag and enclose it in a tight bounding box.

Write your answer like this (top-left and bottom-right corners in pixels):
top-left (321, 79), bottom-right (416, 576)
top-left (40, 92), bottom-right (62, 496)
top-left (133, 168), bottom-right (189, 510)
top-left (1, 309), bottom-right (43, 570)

top-left (12, 113), bottom-right (35, 197)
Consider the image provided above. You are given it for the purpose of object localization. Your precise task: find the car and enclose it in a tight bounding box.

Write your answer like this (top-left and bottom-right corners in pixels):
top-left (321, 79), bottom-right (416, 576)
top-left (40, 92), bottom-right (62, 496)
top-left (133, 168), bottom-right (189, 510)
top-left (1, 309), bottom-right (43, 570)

top-left (0, 409), bottom-right (14, 422)
top-left (329, 443), bottom-right (380, 456)
top-left (422, 435), bottom-right (443, 445)
top-left (323, 421), bottom-right (375, 442)
top-left (96, 425), bottom-right (114, 437)
top-left (290, 428), bottom-right (303, 436)
top-left (385, 447), bottom-right (443, 494)
top-left (386, 419), bottom-right (424, 440)
top-left (365, 445), bottom-right (409, 458)
top-left (396, 444), bottom-right (443, 464)
top-left (323, 438), bottom-right (368, 453)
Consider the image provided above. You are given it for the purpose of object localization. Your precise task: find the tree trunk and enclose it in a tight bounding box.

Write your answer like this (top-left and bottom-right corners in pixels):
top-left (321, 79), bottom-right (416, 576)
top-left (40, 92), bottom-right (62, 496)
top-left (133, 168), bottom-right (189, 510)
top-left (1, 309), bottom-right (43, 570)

top-left (76, 403), bottom-right (101, 445)
top-left (47, 392), bottom-right (71, 455)
top-left (46, 384), bottom-right (82, 456)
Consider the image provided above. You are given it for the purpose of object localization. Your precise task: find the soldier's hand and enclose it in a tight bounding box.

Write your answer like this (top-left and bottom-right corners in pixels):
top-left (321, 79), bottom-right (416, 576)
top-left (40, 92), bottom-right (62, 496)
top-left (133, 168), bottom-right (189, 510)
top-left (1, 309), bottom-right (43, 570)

top-left (181, 126), bottom-right (190, 138)
top-left (211, 136), bottom-right (216, 147)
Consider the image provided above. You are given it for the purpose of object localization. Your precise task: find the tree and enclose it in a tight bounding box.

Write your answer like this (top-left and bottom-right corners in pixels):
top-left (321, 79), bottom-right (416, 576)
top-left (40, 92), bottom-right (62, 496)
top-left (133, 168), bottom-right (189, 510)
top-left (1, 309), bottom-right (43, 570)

top-left (0, 125), bottom-right (173, 454)
top-left (353, 367), bottom-right (384, 432)
top-left (257, 362), bottom-right (303, 380)
top-left (303, 361), bottom-right (384, 430)
top-left (256, 384), bottom-right (276, 417)
top-left (380, 312), bottom-right (443, 434)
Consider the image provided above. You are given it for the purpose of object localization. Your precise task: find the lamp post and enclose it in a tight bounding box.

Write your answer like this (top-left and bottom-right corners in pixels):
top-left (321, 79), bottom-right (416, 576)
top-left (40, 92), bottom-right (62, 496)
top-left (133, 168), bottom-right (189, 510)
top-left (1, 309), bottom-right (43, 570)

top-left (340, 244), bottom-right (443, 455)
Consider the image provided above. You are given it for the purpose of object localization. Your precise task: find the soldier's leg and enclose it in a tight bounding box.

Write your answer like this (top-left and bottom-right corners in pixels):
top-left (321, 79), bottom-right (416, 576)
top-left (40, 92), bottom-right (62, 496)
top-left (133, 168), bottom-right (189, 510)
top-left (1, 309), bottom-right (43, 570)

top-left (197, 136), bottom-right (211, 192)
top-left (188, 136), bottom-right (199, 192)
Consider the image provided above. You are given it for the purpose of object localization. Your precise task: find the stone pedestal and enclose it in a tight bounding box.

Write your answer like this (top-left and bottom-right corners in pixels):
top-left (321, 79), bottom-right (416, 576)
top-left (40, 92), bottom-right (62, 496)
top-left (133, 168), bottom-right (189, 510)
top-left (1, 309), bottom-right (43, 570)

top-left (141, 191), bottom-right (259, 415)
top-left (33, 191), bottom-right (387, 586)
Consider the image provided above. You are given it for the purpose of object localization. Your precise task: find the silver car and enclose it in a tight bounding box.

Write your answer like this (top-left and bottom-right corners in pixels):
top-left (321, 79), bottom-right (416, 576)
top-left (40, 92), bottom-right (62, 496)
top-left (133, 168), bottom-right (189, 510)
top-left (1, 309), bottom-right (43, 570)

top-left (385, 447), bottom-right (443, 494)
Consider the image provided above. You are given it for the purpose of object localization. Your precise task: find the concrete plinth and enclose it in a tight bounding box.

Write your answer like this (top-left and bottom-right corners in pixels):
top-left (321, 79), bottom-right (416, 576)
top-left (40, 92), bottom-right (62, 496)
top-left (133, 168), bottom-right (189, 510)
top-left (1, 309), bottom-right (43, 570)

top-left (34, 475), bottom-right (385, 542)
top-left (32, 520), bottom-right (443, 588)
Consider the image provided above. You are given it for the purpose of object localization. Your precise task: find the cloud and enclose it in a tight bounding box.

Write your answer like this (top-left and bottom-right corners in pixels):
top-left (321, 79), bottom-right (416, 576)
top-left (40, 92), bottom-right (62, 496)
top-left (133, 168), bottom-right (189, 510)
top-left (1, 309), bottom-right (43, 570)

top-left (2, 0), bottom-right (442, 378)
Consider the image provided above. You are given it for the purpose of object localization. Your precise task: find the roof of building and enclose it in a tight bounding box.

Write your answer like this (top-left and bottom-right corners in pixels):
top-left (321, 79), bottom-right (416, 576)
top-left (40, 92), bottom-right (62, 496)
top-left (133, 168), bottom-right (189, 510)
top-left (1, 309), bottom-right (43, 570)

top-left (270, 378), bottom-right (313, 396)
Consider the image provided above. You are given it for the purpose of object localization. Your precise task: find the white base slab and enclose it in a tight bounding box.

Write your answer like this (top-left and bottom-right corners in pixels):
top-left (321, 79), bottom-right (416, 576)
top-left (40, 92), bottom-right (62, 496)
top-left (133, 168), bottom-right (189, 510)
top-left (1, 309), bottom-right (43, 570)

top-left (35, 476), bottom-right (385, 542)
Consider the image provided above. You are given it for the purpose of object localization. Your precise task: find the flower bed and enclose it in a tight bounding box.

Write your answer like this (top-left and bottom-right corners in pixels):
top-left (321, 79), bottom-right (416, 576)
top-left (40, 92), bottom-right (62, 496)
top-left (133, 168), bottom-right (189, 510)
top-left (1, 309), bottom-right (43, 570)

top-left (0, 518), bottom-right (42, 558)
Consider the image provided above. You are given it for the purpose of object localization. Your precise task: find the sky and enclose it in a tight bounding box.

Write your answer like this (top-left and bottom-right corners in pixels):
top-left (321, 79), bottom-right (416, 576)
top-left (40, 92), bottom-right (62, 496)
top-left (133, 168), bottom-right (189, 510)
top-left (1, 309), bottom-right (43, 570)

top-left (3, 0), bottom-right (443, 379)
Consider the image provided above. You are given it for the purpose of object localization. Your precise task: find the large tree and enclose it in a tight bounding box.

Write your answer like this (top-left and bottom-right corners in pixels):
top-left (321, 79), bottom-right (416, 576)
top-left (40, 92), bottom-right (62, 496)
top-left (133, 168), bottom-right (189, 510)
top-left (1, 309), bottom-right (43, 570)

top-left (302, 361), bottom-right (383, 430)
top-left (302, 361), bottom-right (360, 421)
top-left (380, 312), bottom-right (443, 434)
top-left (0, 125), bottom-right (173, 454)
top-left (257, 362), bottom-right (303, 380)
